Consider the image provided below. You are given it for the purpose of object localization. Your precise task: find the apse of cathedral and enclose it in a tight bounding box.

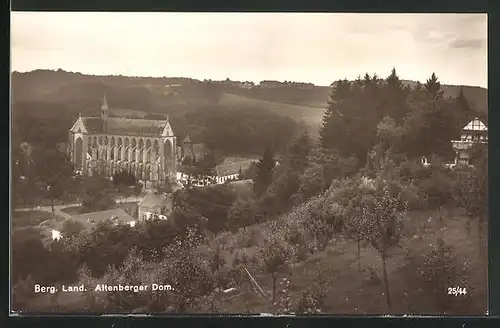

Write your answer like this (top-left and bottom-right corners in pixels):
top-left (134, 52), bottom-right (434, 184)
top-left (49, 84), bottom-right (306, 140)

top-left (67, 94), bottom-right (177, 185)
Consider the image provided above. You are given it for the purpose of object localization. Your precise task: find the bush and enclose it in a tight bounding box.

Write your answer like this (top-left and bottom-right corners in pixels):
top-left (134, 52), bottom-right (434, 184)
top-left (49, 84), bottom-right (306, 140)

top-left (12, 229), bottom-right (51, 285)
top-left (417, 170), bottom-right (454, 210)
top-left (80, 192), bottom-right (116, 213)
top-left (416, 238), bottom-right (473, 314)
top-left (112, 170), bottom-right (137, 187)
top-left (61, 219), bottom-right (85, 238)
top-left (294, 264), bottom-right (329, 314)
top-left (400, 182), bottom-right (423, 211)
top-left (398, 159), bottom-right (431, 182)
top-left (227, 198), bottom-right (258, 232)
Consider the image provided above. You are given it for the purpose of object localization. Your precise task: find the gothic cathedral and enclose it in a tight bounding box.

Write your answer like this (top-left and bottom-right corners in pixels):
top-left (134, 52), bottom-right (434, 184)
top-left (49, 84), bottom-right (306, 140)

top-left (67, 95), bottom-right (177, 185)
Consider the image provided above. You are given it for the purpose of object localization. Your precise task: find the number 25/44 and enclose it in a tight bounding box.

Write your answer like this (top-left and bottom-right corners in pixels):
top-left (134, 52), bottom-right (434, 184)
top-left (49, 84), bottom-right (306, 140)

top-left (448, 287), bottom-right (467, 296)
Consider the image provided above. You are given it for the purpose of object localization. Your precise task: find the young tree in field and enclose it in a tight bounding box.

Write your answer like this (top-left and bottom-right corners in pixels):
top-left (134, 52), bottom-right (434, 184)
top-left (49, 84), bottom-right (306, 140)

top-left (294, 263), bottom-right (329, 314)
top-left (363, 180), bottom-right (407, 310)
top-left (260, 240), bottom-right (290, 304)
top-left (160, 227), bottom-right (213, 312)
top-left (12, 140), bottom-right (39, 210)
top-left (254, 146), bottom-right (276, 197)
top-left (227, 197), bottom-right (258, 231)
top-left (31, 147), bottom-right (74, 213)
top-left (14, 170), bottom-right (39, 214)
top-left (344, 187), bottom-right (374, 271)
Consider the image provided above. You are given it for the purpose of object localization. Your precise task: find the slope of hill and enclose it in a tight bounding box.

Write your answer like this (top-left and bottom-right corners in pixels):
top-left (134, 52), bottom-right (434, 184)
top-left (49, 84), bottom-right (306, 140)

top-left (11, 69), bottom-right (488, 125)
top-left (401, 80), bottom-right (488, 113)
top-left (218, 93), bottom-right (324, 133)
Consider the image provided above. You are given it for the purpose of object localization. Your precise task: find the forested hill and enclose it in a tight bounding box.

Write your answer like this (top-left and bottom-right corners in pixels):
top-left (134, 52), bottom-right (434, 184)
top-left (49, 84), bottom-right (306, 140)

top-left (12, 70), bottom-right (488, 113)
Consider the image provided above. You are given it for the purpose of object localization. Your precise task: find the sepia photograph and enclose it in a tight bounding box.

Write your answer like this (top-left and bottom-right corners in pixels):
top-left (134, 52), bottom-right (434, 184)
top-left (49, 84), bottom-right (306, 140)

top-left (10, 12), bottom-right (488, 315)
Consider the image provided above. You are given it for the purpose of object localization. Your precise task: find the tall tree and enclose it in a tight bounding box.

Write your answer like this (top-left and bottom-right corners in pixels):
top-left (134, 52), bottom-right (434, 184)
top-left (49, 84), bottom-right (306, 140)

top-left (455, 88), bottom-right (476, 128)
top-left (425, 72), bottom-right (444, 100)
top-left (254, 146), bottom-right (276, 197)
top-left (286, 132), bottom-right (313, 173)
top-left (261, 240), bottom-right (290, 303)
top-left (384, 68), bottom-right (410, 122)
top-left (386, 68), bottom-right (403, 90)
top-left (401, 73), bottom-right (457, 160)
top-left (363, 179), bottom-right (406, 310)
top-left (320, 79), bottom-right (352, 150)
top-left (31, 146), bottom-right (74, 214)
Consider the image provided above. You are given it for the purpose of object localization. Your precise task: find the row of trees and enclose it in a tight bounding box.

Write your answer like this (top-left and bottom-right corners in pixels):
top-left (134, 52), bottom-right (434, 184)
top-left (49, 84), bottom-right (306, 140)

top-left (320, 70), bottom-right (479, 164)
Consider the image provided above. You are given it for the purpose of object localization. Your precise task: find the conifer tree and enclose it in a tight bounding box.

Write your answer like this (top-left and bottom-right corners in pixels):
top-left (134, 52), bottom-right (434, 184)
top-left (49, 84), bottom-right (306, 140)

top-left (287, 132), bottom-right (312, 173)
top-left (320, 79), bottom-right (352, 150)
top-left (254, 146), bottom-right (276, 197)
top-left (384, 67), bottom-right (410, 122)
top-left (386, 67), bottom-right (403, 90)
top-left (455, 87), bottom-right (475, 127)
top-left (425, 72), bottom-right (444, 99)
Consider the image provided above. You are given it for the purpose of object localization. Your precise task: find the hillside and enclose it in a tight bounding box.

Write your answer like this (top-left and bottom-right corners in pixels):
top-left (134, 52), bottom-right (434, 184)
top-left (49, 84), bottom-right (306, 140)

top-left (401, 80), bottom-right (488, 114)
top-left (12, 70), bottom-right (488, 114)
top-left (218, 93), bottom-right (324, 134)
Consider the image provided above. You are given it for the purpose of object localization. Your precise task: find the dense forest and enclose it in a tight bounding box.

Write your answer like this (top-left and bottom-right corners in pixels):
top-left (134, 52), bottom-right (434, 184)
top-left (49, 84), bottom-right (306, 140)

top-left (11, 68), bottom-right (488, 314)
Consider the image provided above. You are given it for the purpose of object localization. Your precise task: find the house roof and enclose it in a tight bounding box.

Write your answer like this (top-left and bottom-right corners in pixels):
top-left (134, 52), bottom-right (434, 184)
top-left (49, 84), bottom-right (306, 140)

top-left (215, 159), bottom-right (256, 177)
top-left (463, 118), bottom-right (487, 132)
top-left (183, 134), bottom-right (192, 144)
top-left (139, 193), bottom-right (169, 208)
top-left (80, 116), bottom-right (170, 137)
top-left (70, 208), bottom-right (135, 227)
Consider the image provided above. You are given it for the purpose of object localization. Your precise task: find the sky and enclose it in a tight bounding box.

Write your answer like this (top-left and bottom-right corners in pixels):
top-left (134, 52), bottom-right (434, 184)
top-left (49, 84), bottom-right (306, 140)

top-left (11, 12), bottom-right (488, 88)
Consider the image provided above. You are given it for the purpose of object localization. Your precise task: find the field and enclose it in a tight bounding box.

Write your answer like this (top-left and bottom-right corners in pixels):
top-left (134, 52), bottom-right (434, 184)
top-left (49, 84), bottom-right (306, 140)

top-left (60, 202), bottom-right (139, 219)
top-left (12, 211), bottom-right (67, 245)
top-left (12, 210), bottom-right (64, 229)
top-left (206, 207), bottom-right (487, 314)
top-left (218, 93), bottom-right (324, 133)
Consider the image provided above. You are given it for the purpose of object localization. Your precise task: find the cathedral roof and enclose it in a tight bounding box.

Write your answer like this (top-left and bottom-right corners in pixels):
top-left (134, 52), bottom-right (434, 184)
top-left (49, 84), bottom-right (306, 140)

top-left (80, 117), bottom-right (169, 137)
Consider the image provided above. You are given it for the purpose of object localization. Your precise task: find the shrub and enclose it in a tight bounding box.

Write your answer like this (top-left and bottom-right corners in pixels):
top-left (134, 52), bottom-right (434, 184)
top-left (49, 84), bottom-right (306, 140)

top-left (61, 219), bottom-right (85, 238)
top-left (80, 192), bottom-right (116, 213)
top-left (398, 159), bottom-right (431, 182)
top-left (260, 240), bottom-right (291, 302)
top-left (294, 264), bottom-right (329, 314)
top-left (417, 170), bottom-right (454, 210)
top-left (400, 182), bottom-right (423, 211)
top-left (416, 238), bottom-right (473, 314)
